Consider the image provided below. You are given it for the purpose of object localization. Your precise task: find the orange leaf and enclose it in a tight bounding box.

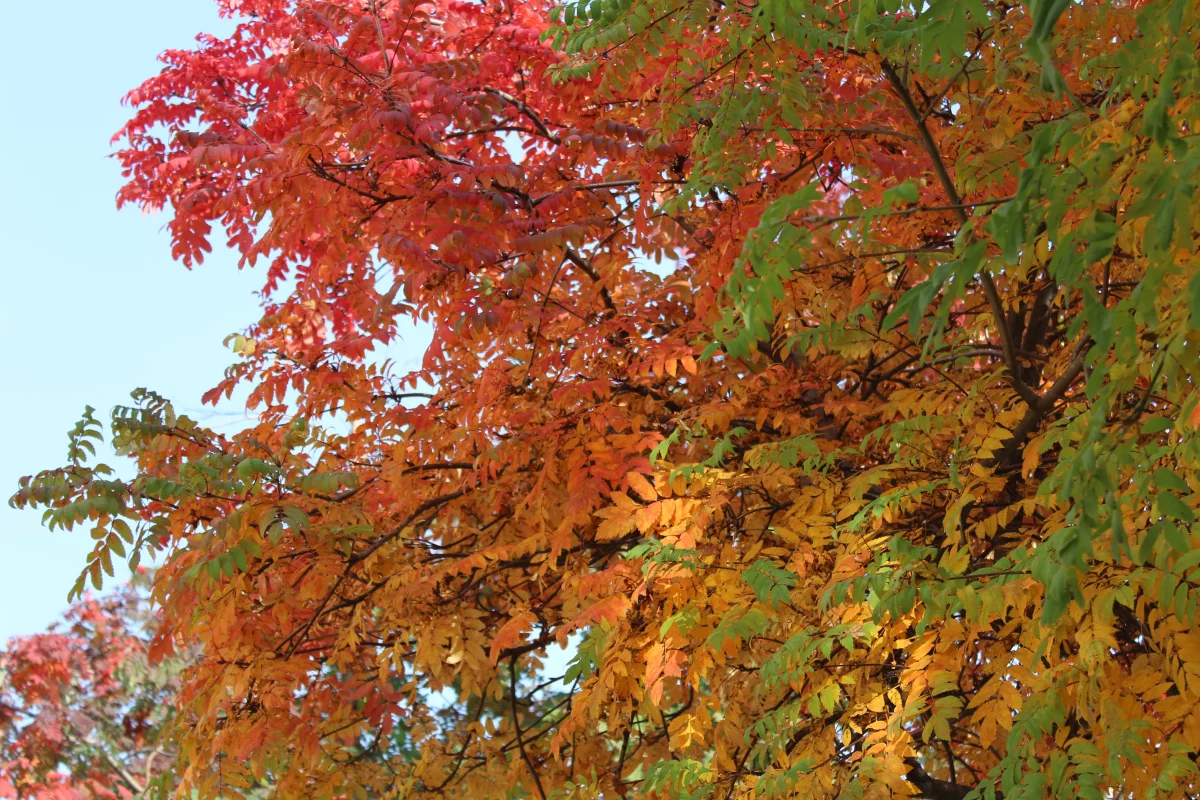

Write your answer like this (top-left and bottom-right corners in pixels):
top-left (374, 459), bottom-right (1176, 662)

top-left (490, 610), bottom-right (537, 663)
top-left (626, 471), bottom-right (657, 502)
top-left (563, 595), bottom-right (630, 636)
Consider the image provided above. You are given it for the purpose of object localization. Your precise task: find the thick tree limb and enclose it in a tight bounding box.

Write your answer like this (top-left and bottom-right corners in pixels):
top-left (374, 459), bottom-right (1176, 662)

top-left (904, 757), bottom-right (996, 800)
top-left (880, 59), bottom-right (1040, 409)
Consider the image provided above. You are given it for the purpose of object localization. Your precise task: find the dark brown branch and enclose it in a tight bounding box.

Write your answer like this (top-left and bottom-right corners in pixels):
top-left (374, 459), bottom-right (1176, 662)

top-left (918, 28), bottom-right (993, 123)
top-left (801, 197), bottom-right (1013, 226)
top-left (990, 339), bottom-right (1088, 471)
top-left (510, 657), bottom-right (548, 800)
top-left (374, 392), bottom-right (434, 402)
top-left (351, 489), bottom-right (469, 564)
top-left (486, 89), bottom-right (562, 144)
top-left (904, 757), bottom-right (996, 800)
top-left (880, 59), bottom-right (1039, 409)
top-left (564, 248), bottom-right (619, 315)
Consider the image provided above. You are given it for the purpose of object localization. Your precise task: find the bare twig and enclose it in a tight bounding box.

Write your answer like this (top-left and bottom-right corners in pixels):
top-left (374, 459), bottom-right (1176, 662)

top-left (486, 89), bottom-right (562, 144)
top-left (510, 657), bottom-right (548, 800)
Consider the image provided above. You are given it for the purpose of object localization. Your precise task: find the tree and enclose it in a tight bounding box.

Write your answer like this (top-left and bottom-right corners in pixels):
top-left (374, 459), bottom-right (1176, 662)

top-left (11, 0), bottom-right (1200, 796)
top-left (0, 572), bottom-right (189, 799)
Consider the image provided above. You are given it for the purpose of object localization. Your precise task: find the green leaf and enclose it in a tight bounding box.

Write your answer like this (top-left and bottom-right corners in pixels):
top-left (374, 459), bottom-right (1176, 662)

top-left (564, 624), bottom-right (610, 683)
top-left (881, 242), bottom-right (985, 334)
top-left (282, 504), bottom-right (310, 531)
top-left (883, 180), bottom-right (919, 205)
top-left (742, 559), bottom-right (797, 609)
top-left (236, 458), bottom-right (272, 480)
top-left (1174, 547), bottom-right (1200, 577)
top-left (1142, 417), bottom-right (1173, 435)
top-left (1159, 492), bottom-right (1195, 523)
top-left (1187, 273), bottom-right (1200, 330)
top-left (1023, 0), bottom-right (1070, 93)
top-left (107, 534), bottom-right (127, 559)
top-left (1164, 520), bottom-right (1191, 554)
top-left (706, 606), bottom-right (770, 650)
top-left (1154, 469), bottom-right (1190, 494)
top-left (1138, 523), bottom-right (1163, 564)
top-left (112, 517), bottom-right (134, 543)
top-left (1042, 569), bottom-right (1073, 623)
top-left (229, 545), bottom-right (249, 572)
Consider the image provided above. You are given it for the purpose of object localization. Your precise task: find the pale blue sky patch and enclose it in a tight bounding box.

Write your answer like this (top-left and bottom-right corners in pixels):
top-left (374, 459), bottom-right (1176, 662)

top-left (2, 1), bottom-right (262, 640)
top-left (0, 2), bottom-right (443, 643)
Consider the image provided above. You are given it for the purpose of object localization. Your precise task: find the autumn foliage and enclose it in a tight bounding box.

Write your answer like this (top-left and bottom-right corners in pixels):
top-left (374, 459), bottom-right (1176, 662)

top-left (0, 573), bottom-right (189, 799)
top-left (10, 0), bottom-right (1200, 797)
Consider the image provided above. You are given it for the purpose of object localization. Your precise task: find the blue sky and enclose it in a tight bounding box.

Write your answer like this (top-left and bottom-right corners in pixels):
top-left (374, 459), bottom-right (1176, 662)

top-left (0, 1), bottom-right (264, 641)
top-left (0, 2), bottom-right (440, 643)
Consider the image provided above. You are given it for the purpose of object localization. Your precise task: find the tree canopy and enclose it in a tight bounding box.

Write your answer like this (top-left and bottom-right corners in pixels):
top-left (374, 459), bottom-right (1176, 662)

top-left (0, 572), bottom-right (190, 799)
top-left (11, 0), bottom-right (1200, 797)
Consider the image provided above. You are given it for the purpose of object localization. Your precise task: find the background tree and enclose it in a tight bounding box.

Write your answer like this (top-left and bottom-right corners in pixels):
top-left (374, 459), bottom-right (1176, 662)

top-left (0, 571), bottom-right (189, 798)
top-left (11, 0), bottom-right (1200, 797)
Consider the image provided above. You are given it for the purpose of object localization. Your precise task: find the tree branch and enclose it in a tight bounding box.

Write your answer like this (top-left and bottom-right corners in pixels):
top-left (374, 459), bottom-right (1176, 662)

top-left (486, 89), bottom-right (562, 144)
top-left (510, 657), bottom-right (548, 800)
top-left (904, 757), bottom-right (996, 800)
top-left (564, 247), bottom-right (619, 315)
top-left (880, 59), bottom-right (1039, 408)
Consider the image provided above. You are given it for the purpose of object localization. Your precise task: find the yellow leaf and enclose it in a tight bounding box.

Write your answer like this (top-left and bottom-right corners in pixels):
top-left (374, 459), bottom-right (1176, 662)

top-left (627, 471), bottom-right (657, 502)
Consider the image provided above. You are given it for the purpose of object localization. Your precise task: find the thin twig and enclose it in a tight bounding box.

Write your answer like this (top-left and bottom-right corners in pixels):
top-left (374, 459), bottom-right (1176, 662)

top-left (510, 657), bottom-right (548, 800)
top-left (486, 89), bottom-right (562, 144)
